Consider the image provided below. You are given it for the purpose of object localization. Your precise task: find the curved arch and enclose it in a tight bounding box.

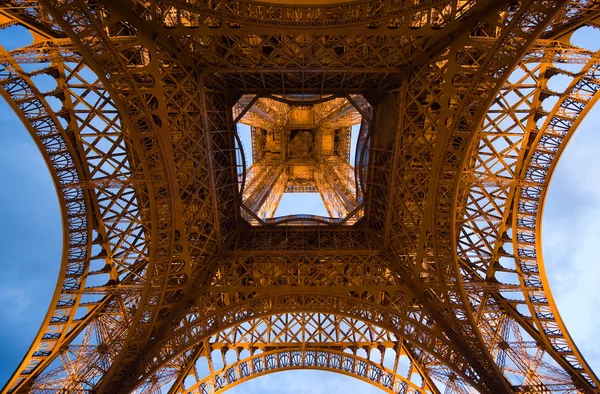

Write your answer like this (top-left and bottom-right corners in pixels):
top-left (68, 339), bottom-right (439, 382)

top-left (233, 129), bottom-right (246, 195)
top-left (0, 44), bottom-right (93, 392)
top-left (262, 214), bottom-right (348, 225)
top-left (512, 56), bottom-right (600, 389)
top-left (132, 293), bottom-right (482, 393)
top-left (181, 349), bottom-right (429, 394)
top-left (0, 10), bottom-right (155, 393)
top-left (136, 311), bottom-right (446, 393)
top-left (374, 2), bottom-right (571, 393)
top-left (35, 1), bottom-right (191, 391)
top-left (454, 20), bottom-right (600, 391)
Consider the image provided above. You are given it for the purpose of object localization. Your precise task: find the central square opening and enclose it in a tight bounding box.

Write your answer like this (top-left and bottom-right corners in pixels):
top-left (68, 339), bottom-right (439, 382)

top-left (234, 94), bottom-right (369, 225)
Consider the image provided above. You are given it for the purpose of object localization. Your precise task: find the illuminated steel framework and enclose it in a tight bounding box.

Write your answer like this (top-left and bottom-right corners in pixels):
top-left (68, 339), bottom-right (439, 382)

top-left (1, 1), bottom-right (599, 394)
top-left (237, 94), bottom-right (365, 222)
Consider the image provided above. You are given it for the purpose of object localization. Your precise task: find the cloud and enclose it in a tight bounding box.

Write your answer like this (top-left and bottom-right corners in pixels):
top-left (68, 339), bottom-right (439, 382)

top-left (542, 108), bottom-right (600, 373)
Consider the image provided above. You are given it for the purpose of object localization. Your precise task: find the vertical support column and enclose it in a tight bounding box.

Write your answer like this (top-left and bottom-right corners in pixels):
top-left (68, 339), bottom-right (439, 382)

top-left (242, 163), bottom-right (287, 219)
top-left (206, 341), bottom-right (218, 393)
top-left (365, 93), bottom-right (402, 238)
top-left (200, 80), bottom-right (238, 241)
top-left (401, 343), bottom-right (442, 394)
top-left (256, 170), bottom-right (288, 219)
top-left (315, 169), bottom-right (346, 218)
top-left (250, 126), bottom-right (265, 163)
top-left (315, 158), bottom-right (358, 217)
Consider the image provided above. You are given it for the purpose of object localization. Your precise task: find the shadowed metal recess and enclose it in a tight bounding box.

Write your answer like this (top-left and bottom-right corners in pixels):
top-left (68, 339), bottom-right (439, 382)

top-left (0, 1), bottom-right (599, 393)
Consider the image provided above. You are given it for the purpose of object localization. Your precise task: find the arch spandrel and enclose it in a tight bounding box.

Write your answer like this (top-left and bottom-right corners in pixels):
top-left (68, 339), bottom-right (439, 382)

top-left (368, 2), bottom-right (576, 392)
top-left (0, 25), bottom-right (159, 390)
top-left (454, 21), bottom-right (600, 391)
top-left (135, 312), bottom-right (450, 394)
top-left (0, 43), bottom-right (94, 391)
top-left (133, 293), bottom-right (483, 392)
top-left (1, 1), bottom-right (600, 394)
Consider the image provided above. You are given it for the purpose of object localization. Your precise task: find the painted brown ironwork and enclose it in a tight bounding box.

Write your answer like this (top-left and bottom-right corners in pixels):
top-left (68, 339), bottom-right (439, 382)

top-left (1, 1), bottom-right (600, 394)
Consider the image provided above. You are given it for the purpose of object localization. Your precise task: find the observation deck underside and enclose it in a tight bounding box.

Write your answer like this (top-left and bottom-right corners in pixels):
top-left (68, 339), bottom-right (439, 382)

top-left (237, 95), bottom-right (365, 222)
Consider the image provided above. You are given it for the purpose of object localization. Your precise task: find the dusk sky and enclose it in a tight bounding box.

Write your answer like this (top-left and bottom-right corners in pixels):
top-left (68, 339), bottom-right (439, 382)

top-left (1, 21), bottom-right (599, 394)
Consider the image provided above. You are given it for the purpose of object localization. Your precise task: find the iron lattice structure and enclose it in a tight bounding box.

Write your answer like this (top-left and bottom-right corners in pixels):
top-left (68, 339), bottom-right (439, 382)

top-left (1, 1), bottom-right (600, 393)
top-left (237, 94), bottom-right (365, 222)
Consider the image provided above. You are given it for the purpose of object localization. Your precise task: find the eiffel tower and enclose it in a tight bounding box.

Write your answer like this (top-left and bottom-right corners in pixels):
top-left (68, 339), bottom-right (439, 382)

top-left (1, 1), bottom-right (600, 393)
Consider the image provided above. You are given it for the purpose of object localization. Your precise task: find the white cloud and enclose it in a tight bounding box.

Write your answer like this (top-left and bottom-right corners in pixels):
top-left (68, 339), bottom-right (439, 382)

top-left (542, 108), bottom-right (600, 374)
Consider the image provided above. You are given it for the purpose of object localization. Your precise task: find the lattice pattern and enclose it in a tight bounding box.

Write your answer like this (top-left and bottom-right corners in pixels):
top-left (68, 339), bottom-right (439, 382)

top-left (1, 1), bottom-right (600, 394)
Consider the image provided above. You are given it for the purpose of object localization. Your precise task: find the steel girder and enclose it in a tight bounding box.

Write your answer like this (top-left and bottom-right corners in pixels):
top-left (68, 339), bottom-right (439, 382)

top-left (0, 1), bottom-right (599, 394)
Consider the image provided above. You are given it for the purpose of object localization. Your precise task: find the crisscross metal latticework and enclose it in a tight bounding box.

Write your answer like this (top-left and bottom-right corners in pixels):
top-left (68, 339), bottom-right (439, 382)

top-left (237, 94), bottom-right (364, 222)
top-left (1, 1), bottom-right (600, 394)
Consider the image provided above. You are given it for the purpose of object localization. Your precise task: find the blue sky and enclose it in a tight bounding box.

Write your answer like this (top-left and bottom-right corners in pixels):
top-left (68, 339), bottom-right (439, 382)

top-left (1, 25), bottom-right (600, 394)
